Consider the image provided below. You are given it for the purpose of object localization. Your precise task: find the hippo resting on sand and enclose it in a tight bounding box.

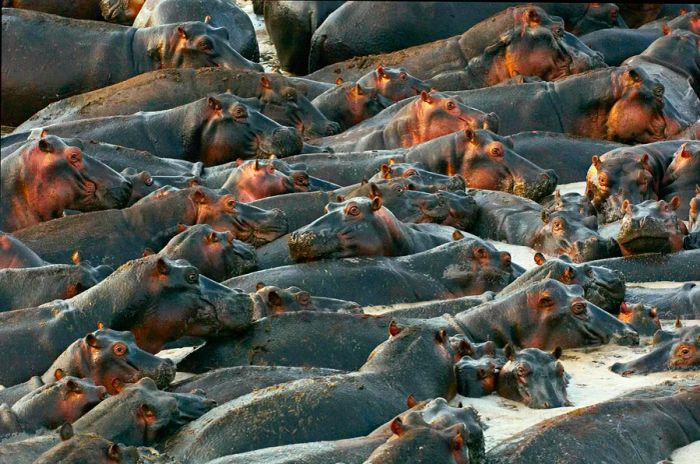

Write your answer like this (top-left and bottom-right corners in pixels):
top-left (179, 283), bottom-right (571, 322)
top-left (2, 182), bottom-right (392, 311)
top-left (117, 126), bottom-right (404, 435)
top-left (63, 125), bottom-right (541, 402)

top-left (611, 326), bottom-right (700, 376)
top-left (487, 386), bottom-right (700, 464)
top-left (181, 279), bottom-right (639, 373)
top-left (0, 8), bottom-right (261, 126)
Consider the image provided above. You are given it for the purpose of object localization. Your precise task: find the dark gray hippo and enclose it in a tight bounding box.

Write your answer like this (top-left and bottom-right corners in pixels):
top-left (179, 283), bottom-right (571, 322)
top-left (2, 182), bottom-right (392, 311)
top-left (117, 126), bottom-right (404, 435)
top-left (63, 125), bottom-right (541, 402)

top-left (611, 326), bottom-right (700, 375)
top-left (311, 82), bottom-right (393, 131)
top-left (624, 282), bottom-right (700, 319)
top-left (250, 284), bottom-right (361, 318)
top-left (0, 232), bottom-right (46, 269)
top-left (2, 0), bottom-right (143, 22)
top-left (356, 65), bottom-right (432, 103)
top-left (617, 302), bottom-right (661, 336)
top-left (0, 256), bottom-right (253, 386)
top-left (587, 249), bottom-right (700, 282)
top-left (1, 8), bottom-right (261, 126)
top-left (487, 386), bottom-right (700, 464)
top-left (133, 0), bottom-right (259, 61)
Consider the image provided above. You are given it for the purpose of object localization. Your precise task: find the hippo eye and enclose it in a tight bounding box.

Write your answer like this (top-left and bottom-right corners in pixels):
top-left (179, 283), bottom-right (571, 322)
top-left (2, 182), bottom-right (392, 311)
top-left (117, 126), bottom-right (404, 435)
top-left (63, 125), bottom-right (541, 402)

top-left (553, 26), bottom-right (564, 38)
top-left (69, 153), bottom-right (80, 163)
top-left (209, 233), bottom-right (219, 243)
top-left (186, 271), bottom-right (199, 284)
top-left (144, 176), bottom-right (153, 186)
top-left (553, 219), bottom-right (565, 230)
top-left (556, 362), bottom-right (565, 376)
top-left (225, 199), bottom-right (236, 210)
top-left (347, 205), bottom-right (360, 216)
top-left (198, 38), bottom-right (214, 51)
top-left (112, 343), bottom-right (127, 357)
top-left (516, 365), bottom-right (528, 377)
top-left (571, 302), bottom-right (586, 315)
top-left (233, 106), bottom-right (248, 119)
top-left (490, 146), bottom-right (503, 158)
top-left (446, 101), bottom-right (456, 110)
top-left (399, 72), bottom-right (407, 80)
top-left (402, 169), bottom-right (417, 177)
top-left (286, 90), bottom-right (297, 101)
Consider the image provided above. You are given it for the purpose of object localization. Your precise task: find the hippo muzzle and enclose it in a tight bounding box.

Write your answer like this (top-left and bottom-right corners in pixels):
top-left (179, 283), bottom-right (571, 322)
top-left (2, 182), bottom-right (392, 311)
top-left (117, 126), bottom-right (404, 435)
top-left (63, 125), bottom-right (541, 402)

top-left (513, 169), bottom-right (558, 201)
top-left (288, 229), bottom-right (342, 262)
top-left (197, 277), bottom-right (255, 333)
top-left (259, 127), bottom-right (304, 158)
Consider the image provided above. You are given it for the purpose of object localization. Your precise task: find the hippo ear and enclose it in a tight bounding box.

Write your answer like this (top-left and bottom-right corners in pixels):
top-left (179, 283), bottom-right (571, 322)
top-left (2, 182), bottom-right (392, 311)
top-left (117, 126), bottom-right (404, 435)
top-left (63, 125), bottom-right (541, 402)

top-left (85, 333), bottom-right (99, 348)
top-left (464, 128), bottom-right (476, 143)
top-left (459, 339), bottom-right (475, 358)
top-left (670, 196), bottom-right (681, 210)
top-left (390, 418), bottom-right (405, 437)
top-left (255, 282), bottom-right (265, 291)
top-left (335, 77), bottom-right (344, 86)
top-left (662, 22), bottom-right (671, 35)
top-left (54, 368), bottom-right (65, 381)
top-left (450, 428), bottom-right (464, 452)
top-left (561, 266), bottom-right (575, 284)
top-left (376, 64), bottom-right (386, 77)
top-left (96, 321), bottom-right (105, 330)
top-left (59, 422), bottom-right (74, 441)
top-left (696, 185), bottom-right (700, 195)
top-left (540, 210), bottom-right (550, 224)
top-left (483, 341), bottom-right (497, 356)
top-left (525, 7), bottom-right (541, 25)
top-left (504, 343), bottom-right (516, 361)
top-left (370, 195), bottom-right (383, 211)
top-left (253, 159), bottom-right (260, 170)
top-left (406, 394), bottom-right (418, 408)
top-left (420, 90), bottom-right (432, 103)
top-left (207, 96), bottom-right (222, 112)
top-left (388, 320), bottom-right (402, 337)
top-left (679, 143), bottom-right (692, 159)
top-left (435, 329), bottom-right (448, 345)
top-left (203, 15), bottom-right (211, 24)
top-left (335, 195), bottom-right (345, 202)
top-left (649, 307), bottom-right (658, 318)
top-left (621, 200), bottom-right (631, 214)
top-left (177, 25), bottom-right (188, 39)
top-left (552, 346), bottom-right (563, 360)
top-left (380, 164), bottom-right (392, 178)
top-left (40, 129), bottom-right (48, 139)
top-left (477, 368), bottom-right (488, 379)
top-left (176, 223), bottom-right (188, 234)
top-left (156, 258), bottom-right (170, 275)
top-left (107, 444), bottom-right (121, 461)
top-left (70, 251), bottom-right (81, 265)
top-left (142, 248), bottom-right (155, 257)
top-left (452, 230), bottom-right (464, 241)
top-left (268, 290), bottom-right (283, 307)
top-left (65, 379), bottom-right (80, 392)
top-left (260, 75), bottom-right (273, 89)
top-left (38, 138), bottom-right (54, 153)
top-left (675, 317), bottom-right (683, 328)
top-left (191, 189), bottom-right (208, 204)
top-left (626, 68), bottom-right (642, 84)
top-left (266, 163), bottom-right (276, 174)
top-left (139, 404), bottom-right (157, 423)
top-left (533, 253), bottom-right (546, 266)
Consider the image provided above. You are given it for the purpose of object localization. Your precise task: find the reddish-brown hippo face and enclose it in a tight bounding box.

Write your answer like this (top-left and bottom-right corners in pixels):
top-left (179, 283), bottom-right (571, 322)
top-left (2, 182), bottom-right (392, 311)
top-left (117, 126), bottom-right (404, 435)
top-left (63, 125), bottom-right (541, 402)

top-left (617, 302), bottom-right (661, 336)
top-left (668, 336), bottom-right (700, 370)
top-left (0, 231), bottom-right (45, 268)
top-left (251, 284), bottom-right (361, 317)
top-left (607, 68), bottom-right (668, 143)
top-left (258, 75), bottom-right (341, 138)
top-left (100, 0), bottom-right (145, 24)
top-left (572, 3), bottom-right (624, 35)
top-left (535, 209), bottom-right (620, 262)
top-left (617, 197), bottom-right (688, 255)
top-left (222, 159), bottom-right (297, 202)
top-left (357, 65), bottom-right (432, 102)
top-left (199, 95), bottom-right (303, 166)
top-left (343, 82), bottom-right (393, 126)
top-left (497, 345), bottom-right (570, 409)
top-left (163, 21), bottom-right (262, 72)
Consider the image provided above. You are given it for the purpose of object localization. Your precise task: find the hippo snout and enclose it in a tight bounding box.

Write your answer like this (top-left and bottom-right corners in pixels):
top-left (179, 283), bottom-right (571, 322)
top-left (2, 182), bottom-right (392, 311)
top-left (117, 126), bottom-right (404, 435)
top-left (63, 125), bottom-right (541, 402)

top-left (484, 112), bottom-right (500, 133)
top-left (611, 328), bottom-right (640, 346)
top-left (325, 121), bottom-right (342, 136)
top-left (268, 127), bottom-right (304, 157)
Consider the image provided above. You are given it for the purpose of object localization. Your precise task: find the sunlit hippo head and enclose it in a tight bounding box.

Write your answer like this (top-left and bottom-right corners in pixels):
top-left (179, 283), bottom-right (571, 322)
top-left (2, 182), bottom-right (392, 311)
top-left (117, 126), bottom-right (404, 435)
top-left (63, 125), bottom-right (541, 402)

top-left (498, 345), bottom-right (571, 409)
top-left (199, 94), bottom-right (303, 166)
top-left (122, 168), bottom-right (201, 206)
top-left (222, 159), bottom-right (298, 202)
top-left (617, 302), bottom-right (661, 336)
top-left (455, 356), bottom-right (500, 398)
top-left (617, 197), bottom-right (688, 255)
top-left (611, 326), bottom-right (700, 376)
top-left (357, 64), bottom-right (432, 102)
top-left (572, 2), bottom-right (624, 35)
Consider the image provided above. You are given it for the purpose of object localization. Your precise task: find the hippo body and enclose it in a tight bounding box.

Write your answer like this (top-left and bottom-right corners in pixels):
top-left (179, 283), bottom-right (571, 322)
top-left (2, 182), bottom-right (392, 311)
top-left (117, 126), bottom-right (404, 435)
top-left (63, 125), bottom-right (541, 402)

top-left (487, 387), bottom-right (700, 464)
top-left (0, 232), bottom-right (46, 269)
top-left (625, 283), bottom-right (700, 318)
top-left (580, 28), bottom-right (662, 66)
top-left (2, 0), bottom-right (107, 21)
top-left (587, 249), bottom-right (700, 282)
top-left (133, 0), bottom-right (259, 61)
top-left (0, 8), bottom-right (260, 126)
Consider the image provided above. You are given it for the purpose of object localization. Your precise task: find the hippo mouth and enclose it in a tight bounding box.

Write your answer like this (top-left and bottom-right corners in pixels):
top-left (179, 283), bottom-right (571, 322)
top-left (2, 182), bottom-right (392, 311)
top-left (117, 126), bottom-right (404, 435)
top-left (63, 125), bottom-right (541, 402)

top-left (618, 234), bottom-right (671, 254)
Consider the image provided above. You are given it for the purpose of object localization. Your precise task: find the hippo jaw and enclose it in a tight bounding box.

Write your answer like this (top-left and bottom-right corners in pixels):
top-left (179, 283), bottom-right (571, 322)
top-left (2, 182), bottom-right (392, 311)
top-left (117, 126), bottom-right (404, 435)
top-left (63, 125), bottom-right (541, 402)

top-left (581, 268), bottom-right (626, 313)
top-left (257, 127), bottom-right (304, 159)
top-left (233, 207), bottom-right (289, 247)
top-left (191, 277), bottom-right (255, 334)
top-left (511, 169), bottom-right (558, 202)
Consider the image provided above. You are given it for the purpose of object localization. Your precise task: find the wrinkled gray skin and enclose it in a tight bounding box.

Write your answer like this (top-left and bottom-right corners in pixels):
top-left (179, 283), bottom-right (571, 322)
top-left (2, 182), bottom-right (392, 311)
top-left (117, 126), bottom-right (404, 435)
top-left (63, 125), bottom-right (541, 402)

top-left (251, 285), bottom-right (362, 318)
top-left (617, 302), bottom-right (661, 336)
top-left (133, 0), bottom-right (260, 61)
top-left (497, 346), bottom-right (571, 409)
top-left (587, 249), bottom-right (700, 282)
top-left (625, 282), bottom-right (700, 319)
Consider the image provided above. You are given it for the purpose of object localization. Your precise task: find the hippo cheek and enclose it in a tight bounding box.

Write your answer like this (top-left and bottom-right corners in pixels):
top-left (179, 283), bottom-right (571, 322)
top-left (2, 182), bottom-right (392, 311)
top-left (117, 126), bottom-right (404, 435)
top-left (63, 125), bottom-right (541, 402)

top-left (258, 127), bottom-right (304, 158)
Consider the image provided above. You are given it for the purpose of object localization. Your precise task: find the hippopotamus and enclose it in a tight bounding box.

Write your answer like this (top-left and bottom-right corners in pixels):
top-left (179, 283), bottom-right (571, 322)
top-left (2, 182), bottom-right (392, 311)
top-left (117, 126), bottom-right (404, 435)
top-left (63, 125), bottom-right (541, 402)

top-left (661, 143), bottom-right (700, 219)
top-left (286, 196), bottom-right (463, 262)
top-left (223, 236), bottom-right (519, 306)
top-left (15, 70), bottom-right (339, 140)
top-left (455, 355), bottom-right (500, 398)
top-left (618, 3), bottom-right (697, 28)
top-left (133, 0), bottom-right (259, 61)
top-left (157, 224), bottom-right (257, 282)
top-left (542, 191), bottom-right (598, 221)
top-left (311, 82), bottom-right (393, 131)
top-left (617, 302), bottom-right (661, 336)
top-left (251, 284), bottom-right (361, 318)
top-left (0, 8), bottom-right (261, 126)
top-left (586, 249), bottom-right (700, 282)
top-left (12, 187), bottom-right (287, 267)
top-left (538, 3), bottom-right (626, 35)
top-left (616, 197), bottom-right (688, 255)
top-left (487, 386), bottom-right (700, 464)
top-left (164, 325), bottom-right (458, 463)
top-left (624, 282), bottom-right (700, 319)
top-left (3, 95), bottom-right (304, 166)
top-left (263, 0), bottom-right (344, 74)
top-left (0, 259), bottom-right (113, 311)
top-left (585, 140), bottom-right (695, 223)
top-left (0, 256), bottom-right (253, 386)
top-left (579, 27), bottom-right (664, 66)
top-left (30, 423), bottom-right (139, 464)
top-left (0, 329), bottom-right (174, 405)
top-left (691, 186), bottom-right (700, 230)
top-left (0, 232), bottom-right (46, 269)
top-left (122, 168), bottom-right (201, 206)
top-left (356, 65), bottom-right (432, 103)
top-left (496, 345), bottom-right (570, 409)
top-left (312, 91), bottom-right (498, 152)
top-left (3, 0), bottom-right (144, 23)
top-left (611, 326), bottom-right (700, 375)
top-left (221, 159), bottom-right (300, 202)
top-left (498, 254), bottom-right (626, 314)
top-left (504, 131), bottom-right (626, 183)
top-left (447, 65), bottom-right (684, 142)
top-left (427, 24), bottom-right (605, 91)
top-left (469, 189), bottom-right (620, 263)
top-left (0, 373), bottom-right (106, 436)
top-left (639, 7), bottom-right (700, 31)
top-left (368, 162), bottom-right (466, 191)
top-left (0, 135), bottom-right (132, 232)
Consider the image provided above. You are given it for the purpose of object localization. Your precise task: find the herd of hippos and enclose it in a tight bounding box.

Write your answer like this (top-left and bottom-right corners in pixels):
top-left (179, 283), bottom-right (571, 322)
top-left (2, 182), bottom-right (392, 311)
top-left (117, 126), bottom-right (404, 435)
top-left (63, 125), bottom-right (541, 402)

top-left (0, 1), bottom-right (699, 463)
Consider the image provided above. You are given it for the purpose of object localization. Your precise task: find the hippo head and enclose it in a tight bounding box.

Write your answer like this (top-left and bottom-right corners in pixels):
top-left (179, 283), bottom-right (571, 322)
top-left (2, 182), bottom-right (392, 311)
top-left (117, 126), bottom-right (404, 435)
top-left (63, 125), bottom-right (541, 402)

top-left (611, 326), bottom-right (700, 376)
top-left (572, 3), bottom-right (624, 35)
top-left (586, 153), bottom-right (656, 223)
top-left (690, 186), bottom-right (700, 233)
top-left (14, 135), bottom-right (132, 219)
top-left (607, 67), bottom-right (669, 143)
top-left (12, 372), bottom-right (107, 428)
top-left (338, 82), bottom-right (393, 127)
top-left (534, 209), bottom-right (620, 262)
top-left (43, 329), bottom-right (176, 394)
top-left (497, 345), bottom-right (571, 409)
top-left (458, 130), bottom-right (557, 201)
top-left (370, 162), bottom-right (467, 192)
top-left (618, 302), bottom-right (661, 336)
top-left (451, 334), bottom-right (503, 362)
top-left (518, 279), bottom-right (639, 348)
top-left (251, 284), bottom-right (361, 317)
top-left (667, 332), bottom-right (700, 370)
top-left (404, 91), bottom-right (499, 147)
top-left (266, 158), bottom-right (329, 192)
top-left (438, 191), bottom-right (480, 232)
top-left (160, 21), bottom-right (262, 72)
top-left (455, 356), bottom-right (500, 398)
top-left (358, 65), bottom-right (432, 102)
top-left (99, 0), bottom-right (145, 25)
top-left (222, 159), bottom-right (297, 202)
top-left (0, 231), bottom-right (45, 268)
top-left (289, 195), bottom-right (427, 260)
top-left (617, 197), bottom-right (688, 255)
top-left (365, 419), bottom-right (469, 464)
top-left (33, 423), bottom-right (139, 464)
top-left (122, 168), bottom-right (200, 206)
top-left (188, 187), bottom-right (289, 246)
top-left (642, 30), bottom-right (700, 73)
top-left (160, 224), bottom-right (257, 282)
top-left (197, 95), bottom-right (303, 166)
top-left (546, 190), bottom-right (598, 219)
top-left (258, 75), bottom-right (340, 138)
